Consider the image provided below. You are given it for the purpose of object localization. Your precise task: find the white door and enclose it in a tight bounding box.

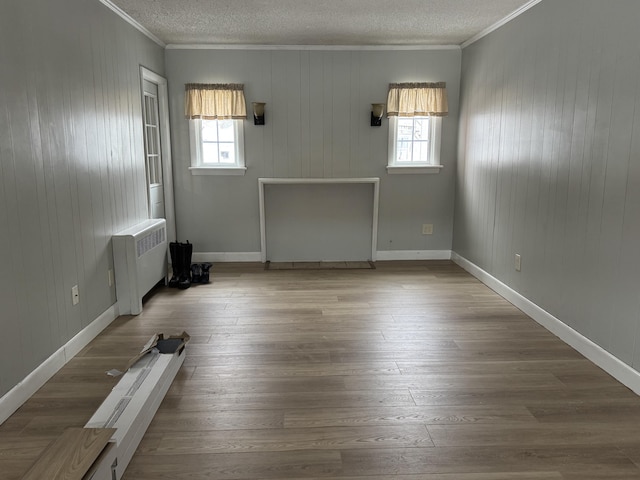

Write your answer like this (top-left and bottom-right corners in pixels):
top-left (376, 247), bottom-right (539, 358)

top-left (142, 79), bottom-right (165, 218)
top-left (140, 67), bottom-right (176, 243)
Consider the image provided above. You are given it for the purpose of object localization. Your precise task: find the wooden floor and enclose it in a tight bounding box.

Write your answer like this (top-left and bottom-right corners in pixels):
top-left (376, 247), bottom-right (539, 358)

top-left (3, 261), bottom-right (640, 479)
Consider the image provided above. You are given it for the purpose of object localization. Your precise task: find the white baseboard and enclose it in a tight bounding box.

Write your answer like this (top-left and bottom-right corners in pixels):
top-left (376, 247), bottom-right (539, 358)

top-left (376, 250), bottom-right (452, 261)
top-left (451, 252), bottom-right (640, 395)
top-left (193, 251), bottom-right (453, 263)
top-left (0, 304), bottom-right (119, 425)
top-left (192, 252), bottom-right (261, 262)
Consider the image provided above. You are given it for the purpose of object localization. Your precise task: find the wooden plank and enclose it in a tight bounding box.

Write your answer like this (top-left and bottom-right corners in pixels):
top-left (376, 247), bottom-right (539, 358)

top-left (20, 428), bottom-right (115, 480)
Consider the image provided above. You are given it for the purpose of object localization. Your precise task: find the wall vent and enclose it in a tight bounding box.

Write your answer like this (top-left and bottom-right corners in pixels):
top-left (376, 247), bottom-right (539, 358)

top-left (136, 226), bottom-right (166, 257)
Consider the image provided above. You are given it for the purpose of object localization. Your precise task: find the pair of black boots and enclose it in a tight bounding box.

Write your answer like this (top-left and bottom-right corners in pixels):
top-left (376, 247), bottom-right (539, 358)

top-left (190, 263), bottom-right (212, 284)
top-left (168, 241), bottom-right (212, 289)
top-left (169, 241), bottom-right (193, 289)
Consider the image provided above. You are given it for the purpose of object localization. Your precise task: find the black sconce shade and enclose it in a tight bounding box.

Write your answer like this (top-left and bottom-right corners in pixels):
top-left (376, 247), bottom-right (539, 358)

top-left (371, 103), bottom-right (384, 126)
top-left (252, 102), bottom-right (266, 125)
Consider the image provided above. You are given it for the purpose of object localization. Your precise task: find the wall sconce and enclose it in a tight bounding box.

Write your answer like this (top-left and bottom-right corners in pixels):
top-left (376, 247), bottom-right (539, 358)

top-left (252, 102), bottom-right (266, 125)
top-left (371, 103), bottom-right (384, 126)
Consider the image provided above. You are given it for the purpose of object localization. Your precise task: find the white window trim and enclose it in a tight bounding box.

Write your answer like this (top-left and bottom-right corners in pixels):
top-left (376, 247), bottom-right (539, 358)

top-left (387, 116), bottom-right (443, 175)
top-left (188, 119), bottom-right (247, 176)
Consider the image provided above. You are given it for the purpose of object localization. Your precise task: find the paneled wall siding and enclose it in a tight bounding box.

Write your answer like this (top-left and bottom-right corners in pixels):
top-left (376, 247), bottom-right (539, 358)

top-left (165, 49), bottom-right (461, 254)
top-left (454, 1), bottom-right (640, 367)
top-left (0, 0), bottom-right (164, 396)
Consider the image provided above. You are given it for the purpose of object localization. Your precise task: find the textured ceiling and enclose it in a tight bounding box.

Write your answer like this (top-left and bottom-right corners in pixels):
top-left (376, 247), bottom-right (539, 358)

top-left (108, 0), bottom-right (535, 46)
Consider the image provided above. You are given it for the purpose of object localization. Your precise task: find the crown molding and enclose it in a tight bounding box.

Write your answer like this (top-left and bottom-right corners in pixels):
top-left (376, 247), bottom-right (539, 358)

top-left (165, 44), bottom-right (461, 51)
top-left (99, 0), bottom-right (166, 47)
top-left (461, 0), bottom-right (543, 49)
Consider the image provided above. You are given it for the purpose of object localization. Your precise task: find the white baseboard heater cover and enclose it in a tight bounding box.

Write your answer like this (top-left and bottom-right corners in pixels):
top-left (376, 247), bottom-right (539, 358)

top-left (85, 345), bottom-right (185, 480)
top-left (113, 218), bottom-right (167, 315)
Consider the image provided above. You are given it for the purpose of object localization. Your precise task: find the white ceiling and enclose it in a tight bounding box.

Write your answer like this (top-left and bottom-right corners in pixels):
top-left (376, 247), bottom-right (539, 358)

top-left (106, 0), bottom-right (537, 47)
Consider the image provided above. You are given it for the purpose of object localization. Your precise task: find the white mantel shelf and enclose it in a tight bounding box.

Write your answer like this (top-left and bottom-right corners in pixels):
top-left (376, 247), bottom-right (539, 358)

top-left (258, 178), bottom-right (380, 263)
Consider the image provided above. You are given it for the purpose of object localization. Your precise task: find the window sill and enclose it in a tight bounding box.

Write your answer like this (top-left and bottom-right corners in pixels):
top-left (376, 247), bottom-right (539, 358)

top-left (189, 166), bottom-right (247, 176)
top-left (386, 165), bottom-right (443, 175)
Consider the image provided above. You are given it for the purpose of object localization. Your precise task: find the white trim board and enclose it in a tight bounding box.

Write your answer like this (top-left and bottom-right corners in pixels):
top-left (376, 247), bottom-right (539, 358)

top-left (0, 304), bottom-right (119, 425)
top-left (192, 250), bottom-right (452, 263)
top-left (85, 348), bottom-right (185, 480)
top-left (451, 252), bottom-right (640, 396)
top-left (99, 0), bottom-right (166, 47)
top-left (461, 0), bottom-right (543, 48)
top-left (376, 250), bottom-right (452, 261)
top-left (258, 177), bottom-right (380, 263)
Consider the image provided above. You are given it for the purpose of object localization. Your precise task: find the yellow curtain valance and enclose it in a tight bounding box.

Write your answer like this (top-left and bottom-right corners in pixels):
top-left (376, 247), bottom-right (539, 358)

top-left (184, 83), bottom-right (247, 120)
top-left (386, 82), bottom-right (448, 117)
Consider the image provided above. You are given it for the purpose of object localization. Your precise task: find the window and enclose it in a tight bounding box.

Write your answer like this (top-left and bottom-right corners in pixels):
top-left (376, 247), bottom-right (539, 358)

top-left (386, 82), bottom-right (448, 174)
top-left (388, 115), bottom-right (442, 168)
top-left (185, 83), bottom-right (247, 176)
top-left (189, 118), bottom-right (245, 175)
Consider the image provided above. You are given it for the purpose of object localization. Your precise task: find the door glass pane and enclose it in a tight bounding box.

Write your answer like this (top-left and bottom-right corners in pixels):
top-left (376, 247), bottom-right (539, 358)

top-left (154, 157), bottom-right (163, 184)
top-left (151, 157), bottom-right (158, 184)
top-left (149, 97), bottom-right (157, 125)
top-left (144, 96), bottom-right (151, 121)
top-left (146, 126), bottom-right (157, 155)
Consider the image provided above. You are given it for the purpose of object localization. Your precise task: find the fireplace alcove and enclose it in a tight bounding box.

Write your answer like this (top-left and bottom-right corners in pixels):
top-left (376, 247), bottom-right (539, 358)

top-left (258, 178), bottom-right (380, 263)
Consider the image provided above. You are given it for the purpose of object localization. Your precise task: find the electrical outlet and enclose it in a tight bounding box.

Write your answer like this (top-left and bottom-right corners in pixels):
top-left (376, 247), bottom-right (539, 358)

top-left (515, 254), bottom-right (522, 272)
top-left (422, 224), bottom-right (433, 235)
top-left (71, 285), bottom-right (80, 305)
top-left (108, 269), bottom-right (114, 287)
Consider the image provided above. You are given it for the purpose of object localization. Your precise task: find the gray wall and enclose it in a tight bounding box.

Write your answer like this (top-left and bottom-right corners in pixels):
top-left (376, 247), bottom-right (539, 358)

top-left (454, 0), bottom-right (640, 368)
top-left (0, 0), bottom-right (164, 396)
top-left (165, 49), bottom-right (460, 255)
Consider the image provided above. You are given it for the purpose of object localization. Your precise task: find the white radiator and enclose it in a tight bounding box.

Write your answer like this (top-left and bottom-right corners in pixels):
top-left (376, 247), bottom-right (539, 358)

top-left (113, 219), bottom-right (167, 315)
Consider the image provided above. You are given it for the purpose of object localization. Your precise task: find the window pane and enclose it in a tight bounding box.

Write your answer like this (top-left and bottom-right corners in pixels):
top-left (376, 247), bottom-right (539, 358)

top-left (218, 142), bottom-right (235, 164)
top-left (413, 118), bottom-right (429, 141)
top-left (397, 118), bottom-right (413, 142)
top-left (413, 141), bottom-right (430, 163)
top-left (218, 120), bottom-right (235, 142)
top-left (202, 142), bottom-right (219, 164)
top-left (396, 140), bottom-right (413, 162)
top-left (202, 120), bottom-right (218, 142)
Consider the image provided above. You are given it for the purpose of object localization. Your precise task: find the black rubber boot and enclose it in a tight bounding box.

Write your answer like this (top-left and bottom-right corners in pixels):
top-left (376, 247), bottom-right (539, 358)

top-left (200, 263), bottom-right (212, 283)
top-left (178, 241), bottom-right (193, 290)
top-left (168, 242), bottom-right (181, 288)
top-left (191, 263), bottom-right (202, 283)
